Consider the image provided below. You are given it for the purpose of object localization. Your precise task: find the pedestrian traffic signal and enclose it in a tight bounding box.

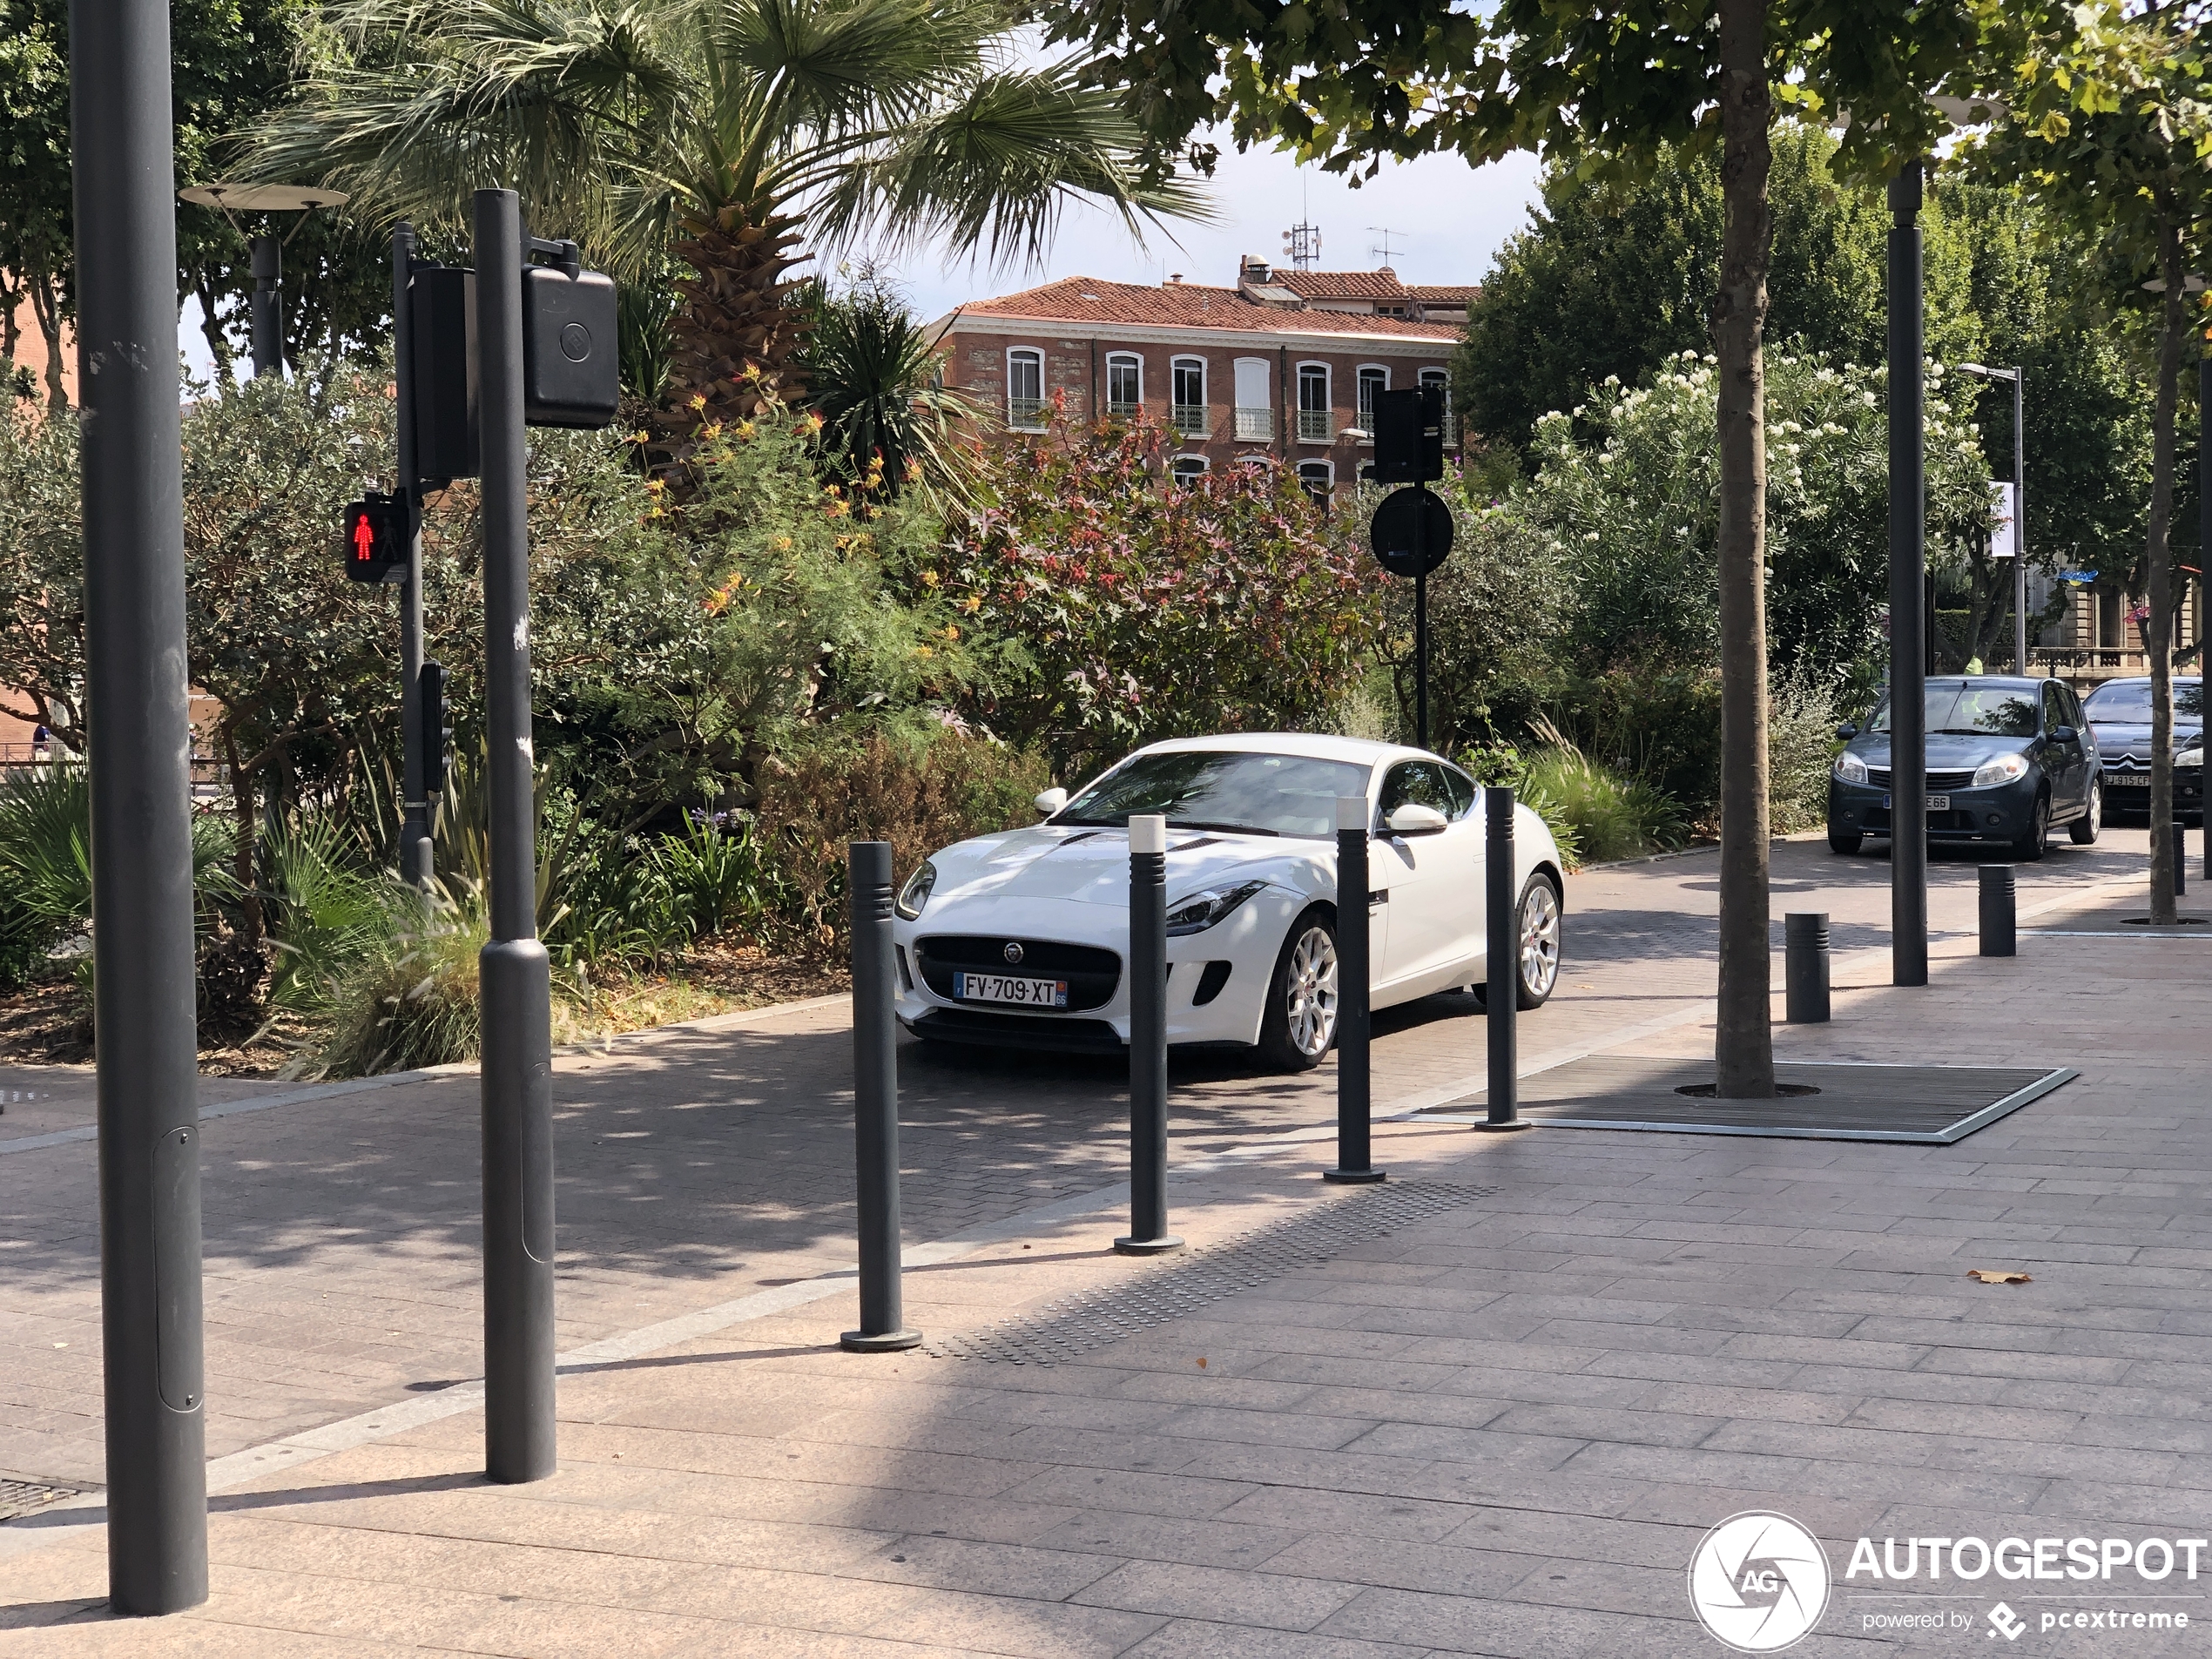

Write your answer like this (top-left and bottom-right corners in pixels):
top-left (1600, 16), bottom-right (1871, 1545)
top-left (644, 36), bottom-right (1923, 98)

top-left (342, 492), bottom-right (408, 584)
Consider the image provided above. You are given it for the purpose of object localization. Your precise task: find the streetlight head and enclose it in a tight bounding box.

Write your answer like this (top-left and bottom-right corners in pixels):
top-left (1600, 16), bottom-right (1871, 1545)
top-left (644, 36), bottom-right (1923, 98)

top-left (179, 183), bottom-right (349, 212)
top-left (1959, 363), bottom-right (2016, 381)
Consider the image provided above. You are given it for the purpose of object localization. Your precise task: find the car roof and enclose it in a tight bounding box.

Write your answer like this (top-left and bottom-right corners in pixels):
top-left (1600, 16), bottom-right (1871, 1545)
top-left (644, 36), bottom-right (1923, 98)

top-left (1136, 732), bottom-right (1435, 769)
top-left (2086, 675), bottom-right (2202, 688)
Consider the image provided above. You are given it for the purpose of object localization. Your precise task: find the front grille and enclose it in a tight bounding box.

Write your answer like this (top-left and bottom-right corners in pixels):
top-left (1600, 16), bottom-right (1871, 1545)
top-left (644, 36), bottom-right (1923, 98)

top-left (1866, 768), bottom-right (1977, 791)
top-left (910, 1008), bottom-right (1123, 1053)
top-left (914, 935), bottom-right (1121, 1013)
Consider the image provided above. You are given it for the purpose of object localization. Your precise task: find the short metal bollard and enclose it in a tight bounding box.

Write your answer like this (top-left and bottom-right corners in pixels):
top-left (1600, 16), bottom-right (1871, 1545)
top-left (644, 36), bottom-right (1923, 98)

top-left (1473, 786), bottom-right (1529, 1132)
top-left (1325, 797), bottom-right (1385, 1184)
top-left (1784, 913), bottom-right (1831, 1023)
top-left (841, 842), bottom-right (921, 1352)
top-left (1117, 815), bottom-right (1184, 1254)
top-left (1979, 864), bottom-right (2017, 958)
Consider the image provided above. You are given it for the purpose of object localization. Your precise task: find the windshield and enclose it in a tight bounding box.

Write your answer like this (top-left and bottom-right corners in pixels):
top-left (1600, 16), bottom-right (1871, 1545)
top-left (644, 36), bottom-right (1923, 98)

top-left (1057, 751), bottom-right (1372, 839)
top-left (2084, 679), bottom-right (2204, 721)
top-left (1870, 685), bottom-right (2040, 738)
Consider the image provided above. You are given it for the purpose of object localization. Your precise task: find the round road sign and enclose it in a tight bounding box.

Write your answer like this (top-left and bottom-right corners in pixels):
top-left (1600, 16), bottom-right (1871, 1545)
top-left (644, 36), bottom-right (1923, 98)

top-left (1369, 486), bottom-right (1453, 577)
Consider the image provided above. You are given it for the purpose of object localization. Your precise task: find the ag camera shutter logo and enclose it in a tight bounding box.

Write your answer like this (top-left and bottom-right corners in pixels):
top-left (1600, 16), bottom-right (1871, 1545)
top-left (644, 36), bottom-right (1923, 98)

top-left (1688, 1511), bottom-right (1831, 1651)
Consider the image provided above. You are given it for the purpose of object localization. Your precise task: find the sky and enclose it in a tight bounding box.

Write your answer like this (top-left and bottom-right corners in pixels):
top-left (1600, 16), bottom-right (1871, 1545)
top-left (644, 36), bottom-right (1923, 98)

top-left (180, 141), bottom-right (1548, 382)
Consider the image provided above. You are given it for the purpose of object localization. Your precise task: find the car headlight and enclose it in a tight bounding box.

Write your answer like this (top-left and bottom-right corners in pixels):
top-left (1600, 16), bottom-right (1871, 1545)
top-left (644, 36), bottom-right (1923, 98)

top-left (1164, 880), bottom-right (1266, 937)
top-left (1832, 752), bottom-right (1868, 784)
top-left (2179, 748), bottom-right (2203, 770)
top-left (895, 860), bottom-right (937, 921)
top-left (1972, 753), bottom-right (2031, 787)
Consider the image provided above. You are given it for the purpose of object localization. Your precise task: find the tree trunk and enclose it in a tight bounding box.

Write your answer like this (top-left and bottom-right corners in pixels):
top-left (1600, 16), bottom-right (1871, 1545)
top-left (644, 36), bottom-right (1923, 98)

top-left (1711, 0), bottom-right (1776, 1097)
top-left (2147, 219), bottom-right (2184, 925)
top-left (221, 723), bottom-right (266, 950)
top-left (27, 267), bottom-right (68, 412)
top-left (650, 200), bottom-right (811, 481)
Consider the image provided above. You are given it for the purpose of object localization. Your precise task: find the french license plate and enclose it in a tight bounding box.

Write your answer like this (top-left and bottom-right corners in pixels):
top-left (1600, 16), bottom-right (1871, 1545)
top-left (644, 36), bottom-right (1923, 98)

top-left (953, 971), bottom-right (1068, 1008)
top-left (2109, 772), bottom-right (2148, 786)
top-left (1881, 794), bottom-right (1950, 811)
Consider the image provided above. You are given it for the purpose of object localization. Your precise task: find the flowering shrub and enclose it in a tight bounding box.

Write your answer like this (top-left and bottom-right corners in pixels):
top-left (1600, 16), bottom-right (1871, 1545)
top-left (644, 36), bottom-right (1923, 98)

top-left (1523, 350), bottom-right (1990, 688)
top-left (932, 410), bottom-right (1380, 771)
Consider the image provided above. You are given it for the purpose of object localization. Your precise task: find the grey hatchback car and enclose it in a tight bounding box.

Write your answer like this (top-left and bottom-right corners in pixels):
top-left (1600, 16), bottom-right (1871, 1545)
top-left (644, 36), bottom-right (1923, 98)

top-left (1828, 677), bottom-right (2100, 860)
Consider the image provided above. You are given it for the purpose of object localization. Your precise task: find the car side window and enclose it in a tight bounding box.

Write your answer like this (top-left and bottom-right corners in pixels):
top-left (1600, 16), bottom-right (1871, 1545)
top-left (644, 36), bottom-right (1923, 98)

top-left (1377, 762), bottom-right (1451, 823)
top-left (2062, 685), bottom-right (2087, 729)
top-left (2042, 684), bottom-right (2065, 734)
top-left (1441, 765), bottom-right (1478, 820)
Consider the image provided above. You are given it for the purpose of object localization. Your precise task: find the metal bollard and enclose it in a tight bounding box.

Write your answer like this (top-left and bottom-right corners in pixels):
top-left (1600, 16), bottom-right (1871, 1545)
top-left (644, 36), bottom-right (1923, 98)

top-left (1979, 864), bottom-right (2017, 957)
top-left (1784, 913), bottom-right (1831, 1023)
top-left (842, 843), bottom-right (921, 1352)
top-left (1325, 798), bottom-right (1385, 1184)
top-left (1117, 815), bottom-right (1184, 1254)
top-left (1474, 786), bottom-right (1529, 1132)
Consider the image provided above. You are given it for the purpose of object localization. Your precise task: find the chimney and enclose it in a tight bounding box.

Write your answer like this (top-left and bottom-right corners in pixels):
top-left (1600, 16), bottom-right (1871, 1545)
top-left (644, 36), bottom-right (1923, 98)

top-left (1168, 273), bottom-right (1183, 284)
top-left (1239, 253), bottom-right (1272, 285)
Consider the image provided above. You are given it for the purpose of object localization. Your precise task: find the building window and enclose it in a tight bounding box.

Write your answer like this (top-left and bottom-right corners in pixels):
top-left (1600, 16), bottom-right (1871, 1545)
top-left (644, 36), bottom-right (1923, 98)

top-left (1233, 357), bottom-right (1272, 441)
top-left (1007, 348), bottom-right (1046, 429)
top-left (1296, 460), bottom-right (1333, 504)
top-left (1419, 367), bottom-right (1453, 444)
top-left (1296, 363), bottom-right (1332, 442)
top-left (1105, 352), bottom-right (1142, 419)
top-left (1356, 366), bottom-right (1388, 439)
top-left (1170, 455), bottom-right (1209, 488)
top-left (1170, 357), bottom-right (1208, 437)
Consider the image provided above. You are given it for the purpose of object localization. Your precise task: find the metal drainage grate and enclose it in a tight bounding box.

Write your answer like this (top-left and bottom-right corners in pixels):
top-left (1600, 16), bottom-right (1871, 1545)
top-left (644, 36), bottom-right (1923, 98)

top-left (0, 1480), bottom-right (86, 1522)
top-left (927, 1182), bottom-right (1496, 1365)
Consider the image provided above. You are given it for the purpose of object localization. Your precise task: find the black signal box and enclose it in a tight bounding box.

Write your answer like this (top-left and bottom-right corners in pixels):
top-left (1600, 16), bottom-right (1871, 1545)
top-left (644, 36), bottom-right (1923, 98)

top-left (523, 265), bottom-right (619, 428)
top-left (1371, 386), bottom-right (1446, 484)
top-left (343, 492), bottom-right (409, 584)
top-left (409, 266), bottom-right (478, 483)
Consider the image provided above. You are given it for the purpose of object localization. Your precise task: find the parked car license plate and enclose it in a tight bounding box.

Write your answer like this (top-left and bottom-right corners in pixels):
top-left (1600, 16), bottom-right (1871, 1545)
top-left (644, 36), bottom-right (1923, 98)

top-left (1881, 794), bottom-right (1950, 811)
top-left (2109, 772), bottom-right (2149, 786)
top-left (953, 971), bottom-right (1069, 1008)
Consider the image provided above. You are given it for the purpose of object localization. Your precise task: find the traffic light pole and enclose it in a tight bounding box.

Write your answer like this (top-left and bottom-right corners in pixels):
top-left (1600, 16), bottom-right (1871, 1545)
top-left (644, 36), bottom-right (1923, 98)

top-left (71, 0), bottom-right (209, 1613)
top-left (393, 223), bottom-right (435, 891)
top-left (474, 188), bottom-right (558, 1484)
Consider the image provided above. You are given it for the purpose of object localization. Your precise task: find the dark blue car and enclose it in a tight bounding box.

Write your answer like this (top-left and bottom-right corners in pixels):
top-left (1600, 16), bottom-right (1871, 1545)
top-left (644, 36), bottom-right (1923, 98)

top-left (1828, 676), bottom-right (2100, 860)
top-left (2082, 676), bottom-right (2202, 825)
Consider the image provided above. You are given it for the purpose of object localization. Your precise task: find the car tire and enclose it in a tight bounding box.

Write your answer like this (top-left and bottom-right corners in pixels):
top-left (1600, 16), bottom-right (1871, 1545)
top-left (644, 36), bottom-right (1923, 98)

top-left (2013, 790), bottom-right (2051, 862)
top-left (1255, 908), bottom-right (1339, 1073)
top-left (2070, 779), bottom-right (2101, 845)
top-left (1828, 830), bottom-right (1863, 855)
top-left (1472, 874), bottom-right (1565, 1012)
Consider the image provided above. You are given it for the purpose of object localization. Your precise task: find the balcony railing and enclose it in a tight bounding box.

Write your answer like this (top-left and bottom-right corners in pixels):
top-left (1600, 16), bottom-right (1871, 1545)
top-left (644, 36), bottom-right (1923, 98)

top-left (2030, 646), bottom-right (2155, 681)
top-left (1296, 408), bottom-right (1334, 442)
top-left (1233, 406), bottom-right (1274, 441)
top-left (1170, 404), bottom-right (1210, 438)
top-left (1104, 399), bottom-right (1141, 421)
top-left (1007, 396), bottom-right (1049, 430)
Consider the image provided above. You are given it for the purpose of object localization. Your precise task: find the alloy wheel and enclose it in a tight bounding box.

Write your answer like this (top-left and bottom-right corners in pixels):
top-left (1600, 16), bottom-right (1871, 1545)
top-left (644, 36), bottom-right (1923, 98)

top-left (1284, 925), bottom-right (1340, 1058)
top-left (1520, 881), bottom-right (1561, 1001)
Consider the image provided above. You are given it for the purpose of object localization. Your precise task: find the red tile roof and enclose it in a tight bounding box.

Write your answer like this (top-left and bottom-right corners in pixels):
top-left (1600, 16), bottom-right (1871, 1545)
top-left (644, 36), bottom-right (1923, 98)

top-left (1408, 285), bottom-right (1480, 304)
top-left (1276, 270), bottom-right (1408, 300)
top-left (947, 276), bottom-right (1461, 341)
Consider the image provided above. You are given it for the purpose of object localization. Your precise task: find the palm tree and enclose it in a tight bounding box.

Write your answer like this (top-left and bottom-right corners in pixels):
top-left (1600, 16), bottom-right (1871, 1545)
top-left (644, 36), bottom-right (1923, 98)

top-left (241, 0), bottom-right (1206, 457)
top-left (798, 276), bottom-right (980, 497)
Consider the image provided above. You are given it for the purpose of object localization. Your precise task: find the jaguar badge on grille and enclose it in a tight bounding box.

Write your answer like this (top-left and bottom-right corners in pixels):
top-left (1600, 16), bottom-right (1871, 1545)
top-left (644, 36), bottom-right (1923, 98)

top-left (1002, 942), bottom-right (1025, 964)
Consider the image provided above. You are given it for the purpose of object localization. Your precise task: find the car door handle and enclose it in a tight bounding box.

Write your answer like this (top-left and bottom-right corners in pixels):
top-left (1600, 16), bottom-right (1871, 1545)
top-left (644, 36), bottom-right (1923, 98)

top-left (1368, 889), bottom-right (1388, 905)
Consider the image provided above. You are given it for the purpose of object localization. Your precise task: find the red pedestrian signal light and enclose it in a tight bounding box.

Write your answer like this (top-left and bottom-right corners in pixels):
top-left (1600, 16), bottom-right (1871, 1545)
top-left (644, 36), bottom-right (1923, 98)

top-left (342, 492), bottom-right (408, 584)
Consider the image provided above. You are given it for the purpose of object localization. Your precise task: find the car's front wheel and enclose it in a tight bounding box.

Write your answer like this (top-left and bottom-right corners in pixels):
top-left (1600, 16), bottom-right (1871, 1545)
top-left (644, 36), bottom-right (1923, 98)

top-left (2013, 789), bottom-right (2051, 861)
top-left (1256, 909), bottom-right (1339, 1072)
top-left (2070, 779), bottom-right (2101, 845)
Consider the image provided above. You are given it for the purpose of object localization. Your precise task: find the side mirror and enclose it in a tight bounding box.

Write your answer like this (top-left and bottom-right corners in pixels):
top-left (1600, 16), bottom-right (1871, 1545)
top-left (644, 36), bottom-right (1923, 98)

top-left (1384, 802), bottom-right (1450, 836)
top-left (1835, 723), bottom-right (1858, 740)
top-left (1033, 787), bottom-right (1069, 816)
top-left (2052, 725), bottom-right (2078, 745)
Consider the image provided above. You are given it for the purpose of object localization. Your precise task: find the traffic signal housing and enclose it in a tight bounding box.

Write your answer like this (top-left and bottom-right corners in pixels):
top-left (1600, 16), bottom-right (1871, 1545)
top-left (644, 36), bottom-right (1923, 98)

top-left (420, 659), bottom-right (451, 796)
top-left (1371, 386), bottom-right (1446, 484)
top-left (342, 492), bottom-right (409, 584)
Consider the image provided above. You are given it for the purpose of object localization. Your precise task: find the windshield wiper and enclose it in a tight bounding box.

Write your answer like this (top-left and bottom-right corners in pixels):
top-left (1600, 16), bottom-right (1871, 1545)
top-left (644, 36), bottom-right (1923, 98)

top-left (1166, 819), bottom-right (1280, 836)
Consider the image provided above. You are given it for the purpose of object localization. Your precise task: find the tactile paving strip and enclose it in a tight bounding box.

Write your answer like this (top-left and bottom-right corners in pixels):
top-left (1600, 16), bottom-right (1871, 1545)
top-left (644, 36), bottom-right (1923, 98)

top-left (926, 1182), bottom-right (1498, 1365)
top-left (0, 1480), bottom-right (85, 1522)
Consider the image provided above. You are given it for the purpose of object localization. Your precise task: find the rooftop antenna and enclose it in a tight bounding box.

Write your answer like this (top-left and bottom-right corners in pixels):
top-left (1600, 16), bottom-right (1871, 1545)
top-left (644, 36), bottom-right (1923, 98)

top-left (1368, 226), bottom-right (1404, 266)
top-left (1282, 165), bottom-right (1323, 271)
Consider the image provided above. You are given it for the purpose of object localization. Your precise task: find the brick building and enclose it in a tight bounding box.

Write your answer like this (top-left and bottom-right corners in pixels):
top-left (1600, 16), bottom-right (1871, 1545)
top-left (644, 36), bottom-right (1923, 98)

top-left (930, 257), bottom-right (1469, 496)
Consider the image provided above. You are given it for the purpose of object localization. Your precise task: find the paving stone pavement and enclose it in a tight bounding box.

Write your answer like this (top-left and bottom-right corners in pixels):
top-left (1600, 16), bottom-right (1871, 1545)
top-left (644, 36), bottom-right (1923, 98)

top-left (2, 826), bottom-right (2204, 1654)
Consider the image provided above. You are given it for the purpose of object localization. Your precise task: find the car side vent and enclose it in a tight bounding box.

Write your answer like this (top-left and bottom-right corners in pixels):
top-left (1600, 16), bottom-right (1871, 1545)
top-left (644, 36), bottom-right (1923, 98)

top-left (1192, 961), bottom-right (1233, 1005)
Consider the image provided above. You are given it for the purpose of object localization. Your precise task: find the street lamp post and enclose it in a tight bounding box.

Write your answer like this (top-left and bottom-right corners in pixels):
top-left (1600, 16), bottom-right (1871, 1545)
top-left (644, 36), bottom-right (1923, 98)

top-left (1889, 160), bottom-right (1929, 989)
top-left (1959, 364), bottom-right (2027, 675)
top-left (177, 184), bottom-right (349, 380)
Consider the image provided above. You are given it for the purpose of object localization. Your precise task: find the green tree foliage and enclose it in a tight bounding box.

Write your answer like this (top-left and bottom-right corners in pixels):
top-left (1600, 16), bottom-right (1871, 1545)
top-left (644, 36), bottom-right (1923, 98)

top-left (796, 276), bottom-right (982, 500)
top-left (931, 413), bottom-right (1379, 775)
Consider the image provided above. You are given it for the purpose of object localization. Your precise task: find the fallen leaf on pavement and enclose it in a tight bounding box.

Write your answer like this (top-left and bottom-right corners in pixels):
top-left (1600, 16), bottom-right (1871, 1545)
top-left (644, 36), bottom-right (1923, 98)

top-left (1966, 1269), bottom-right (2033, 1285)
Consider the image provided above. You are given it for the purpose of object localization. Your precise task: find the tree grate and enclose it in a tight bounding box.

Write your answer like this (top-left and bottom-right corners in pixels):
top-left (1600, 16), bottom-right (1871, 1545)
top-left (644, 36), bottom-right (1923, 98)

top-left (925, 1182), bottom-right (1497, 1365)
top-left (0, 1480), bottom-right (85, 1522)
